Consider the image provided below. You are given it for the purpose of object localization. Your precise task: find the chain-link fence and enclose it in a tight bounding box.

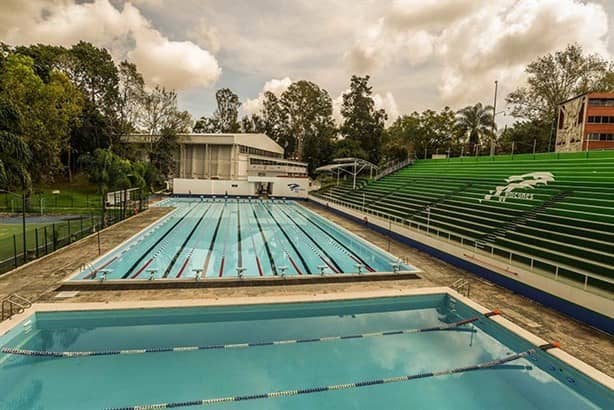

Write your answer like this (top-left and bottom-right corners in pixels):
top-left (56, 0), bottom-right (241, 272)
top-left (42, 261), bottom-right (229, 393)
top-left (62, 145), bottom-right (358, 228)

top-left (0, 188), bottom-right (148, 275)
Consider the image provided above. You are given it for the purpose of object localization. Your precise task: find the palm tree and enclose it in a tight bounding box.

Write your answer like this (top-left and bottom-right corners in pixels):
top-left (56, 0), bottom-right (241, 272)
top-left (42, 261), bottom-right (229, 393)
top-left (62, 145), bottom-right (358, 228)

top-left (455, 103), bottom-right (495, 149)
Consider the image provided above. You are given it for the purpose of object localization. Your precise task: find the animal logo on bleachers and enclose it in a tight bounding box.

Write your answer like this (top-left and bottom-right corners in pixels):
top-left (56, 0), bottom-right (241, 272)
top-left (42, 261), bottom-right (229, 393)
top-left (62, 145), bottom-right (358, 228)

top-left (288, 183), bottom-right (303, 193)
top-left (482, 172), bottom-right (554, 203)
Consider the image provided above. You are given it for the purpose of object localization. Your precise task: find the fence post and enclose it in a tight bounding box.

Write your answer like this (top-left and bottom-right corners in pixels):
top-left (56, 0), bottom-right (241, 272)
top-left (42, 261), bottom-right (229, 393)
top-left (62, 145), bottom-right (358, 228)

top-left (52, 223), bottom-right (57, 251)
top-left (80, 216), bottom-right (84, 237)
top-left (35, 228), bottom-right (39, 258)
top-left (13, 234), bottom-right (17, 267)
top-left (68, 219), bottom-right (71, 243)
top-left (44, 226), bottom-right (48, 254)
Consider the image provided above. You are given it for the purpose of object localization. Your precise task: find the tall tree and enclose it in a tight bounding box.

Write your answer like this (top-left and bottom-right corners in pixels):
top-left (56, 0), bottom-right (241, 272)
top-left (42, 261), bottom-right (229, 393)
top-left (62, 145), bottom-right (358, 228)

top-left (279, 80), bottom-right (336, 167)
top-left (140, 86), bottom-right (185, 134)
top-left (506, 44), bottom-right (612, 123)
top-left (0, 53), bottom-right (82, 182)
top-left (0, 97), bottom-right (31, 188)
top-left (455, 102), bottom-right (495, 149)
top-left (61, 41), bottom-right (118, 110)
top-left (149, 128), bottom-right (179, 182)
top-left (14, 44), bottom-right (67, 83)
top-left (59, 42), bottom-right (119, 161)
top-left (193, 116), bottom-right (220, 133)
top-left (240, 114), bottom-right (265, 133)
top-left (114, 61), bottom-right (145, 146)
top-left (214, 88), bottom-right (241, 132)
top-left (340, 75), bottom-right (387, 164)
top-left (383, 107), bottom-right (456, 160)
top-left (261, 91), bottom-right (291, 149)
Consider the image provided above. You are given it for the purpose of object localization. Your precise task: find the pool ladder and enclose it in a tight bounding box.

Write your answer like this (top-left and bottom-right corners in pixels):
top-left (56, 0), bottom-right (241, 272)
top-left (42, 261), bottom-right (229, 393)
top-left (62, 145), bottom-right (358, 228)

top-left (1, 294), bottom-right (32, 321)
top-left (79, 262), bottom-right (95, 272)
top-left (451, 278), bottom-right (471, 297)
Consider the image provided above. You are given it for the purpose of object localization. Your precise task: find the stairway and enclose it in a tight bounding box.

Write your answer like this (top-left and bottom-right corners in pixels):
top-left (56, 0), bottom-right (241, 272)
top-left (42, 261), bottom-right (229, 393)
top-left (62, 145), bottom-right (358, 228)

top-left (407, 182), bottom-right (473, 220)
top-left (477, 190), bottom-right (574, 246)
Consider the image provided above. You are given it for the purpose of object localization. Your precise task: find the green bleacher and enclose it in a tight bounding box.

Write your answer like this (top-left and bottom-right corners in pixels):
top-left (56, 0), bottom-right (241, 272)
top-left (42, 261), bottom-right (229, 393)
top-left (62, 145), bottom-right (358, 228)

top-left (315, 151), bottom-right (614, 296)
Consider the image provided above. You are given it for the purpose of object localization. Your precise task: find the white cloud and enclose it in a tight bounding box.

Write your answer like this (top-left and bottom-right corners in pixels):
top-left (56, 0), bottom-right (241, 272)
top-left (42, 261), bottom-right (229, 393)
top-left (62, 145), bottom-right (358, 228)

top-left (349, 0), bottom-right (611, 108)
top-left (0, 0), bottom-right (221, 90)
top-left (188, 18), bottom-right (221, 54)
top-left (242, 77), bottom-right (293, 114)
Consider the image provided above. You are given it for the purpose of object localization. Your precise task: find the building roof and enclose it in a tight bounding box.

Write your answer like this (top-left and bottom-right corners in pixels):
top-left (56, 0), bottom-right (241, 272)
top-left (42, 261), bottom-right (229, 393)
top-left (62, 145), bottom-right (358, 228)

top-left (124, 133), bottom-right (284, 155)
top-left (315, 158), bottom-right (378, 173)
top-left (559, 91), bottom-right (614, 106)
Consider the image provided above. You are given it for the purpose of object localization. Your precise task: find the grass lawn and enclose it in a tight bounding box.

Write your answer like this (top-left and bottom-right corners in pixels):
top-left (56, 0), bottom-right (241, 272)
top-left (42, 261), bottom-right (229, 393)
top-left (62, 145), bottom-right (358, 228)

top-left (0, 216), bottom-right (100, 262)
top-left (0, 223), bottom-right (46, 240)
top-left (0, 174), bottom-right (103, 215)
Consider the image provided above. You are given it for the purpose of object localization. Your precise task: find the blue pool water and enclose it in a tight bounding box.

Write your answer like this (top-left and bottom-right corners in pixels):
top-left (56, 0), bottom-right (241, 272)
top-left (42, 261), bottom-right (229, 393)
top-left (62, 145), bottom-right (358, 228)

top-left (74, 199), bottom-right (416, 280)
top-left (0, 295), bottom-right (611, 409)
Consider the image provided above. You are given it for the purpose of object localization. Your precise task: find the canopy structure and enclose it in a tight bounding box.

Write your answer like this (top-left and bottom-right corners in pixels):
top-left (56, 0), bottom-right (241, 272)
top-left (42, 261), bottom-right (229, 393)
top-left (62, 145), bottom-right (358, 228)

top-left (315, 157), bottom-right (378, 189)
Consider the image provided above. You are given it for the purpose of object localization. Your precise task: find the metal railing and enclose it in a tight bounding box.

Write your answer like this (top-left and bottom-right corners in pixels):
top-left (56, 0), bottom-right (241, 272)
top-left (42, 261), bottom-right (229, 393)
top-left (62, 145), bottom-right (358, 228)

top-left (451, 278), bottom-right (471, 297)
top-left (311, 193), bottom-right (614, 299)
top-left (1, 294), bottom-right (31, 321)
top-left (374, 158), bottom-right (413, 180)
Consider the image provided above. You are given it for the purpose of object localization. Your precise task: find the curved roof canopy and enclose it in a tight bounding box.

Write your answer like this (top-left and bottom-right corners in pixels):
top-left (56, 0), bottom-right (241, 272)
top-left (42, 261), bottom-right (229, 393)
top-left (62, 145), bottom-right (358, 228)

top-left (315, 157), bottom-right (378, 173)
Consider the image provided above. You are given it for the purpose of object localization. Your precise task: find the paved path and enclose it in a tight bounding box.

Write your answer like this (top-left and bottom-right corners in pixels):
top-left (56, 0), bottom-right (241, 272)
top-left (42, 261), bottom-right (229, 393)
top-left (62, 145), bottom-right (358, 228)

top-left (0, 208), bottom-right (171, 302)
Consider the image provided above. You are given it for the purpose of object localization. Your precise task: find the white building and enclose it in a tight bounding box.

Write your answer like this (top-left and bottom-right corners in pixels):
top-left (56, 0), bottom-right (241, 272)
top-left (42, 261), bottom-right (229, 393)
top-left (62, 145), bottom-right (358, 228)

top-left (125, 133), bottom-right (310, 198)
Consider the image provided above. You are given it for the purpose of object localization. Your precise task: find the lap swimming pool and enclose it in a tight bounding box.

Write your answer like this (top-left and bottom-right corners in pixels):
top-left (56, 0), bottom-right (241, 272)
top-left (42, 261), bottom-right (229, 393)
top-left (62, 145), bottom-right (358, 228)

top-left (71, 199), bottom-right (417, 281)
top-left (0, 292), bottom-right (611, 409)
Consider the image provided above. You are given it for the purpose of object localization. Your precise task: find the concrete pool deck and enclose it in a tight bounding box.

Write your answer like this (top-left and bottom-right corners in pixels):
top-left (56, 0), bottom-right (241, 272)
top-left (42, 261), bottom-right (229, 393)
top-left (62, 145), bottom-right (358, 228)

top-left (0, 203), bottom-right (611, 377)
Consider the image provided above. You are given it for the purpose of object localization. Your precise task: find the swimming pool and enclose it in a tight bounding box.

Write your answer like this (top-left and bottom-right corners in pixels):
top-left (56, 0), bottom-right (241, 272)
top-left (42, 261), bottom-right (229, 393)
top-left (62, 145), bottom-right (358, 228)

top-left (71, 199), bottom-right (417, 281)
top-left (0, 292), bottom-right (611, 409)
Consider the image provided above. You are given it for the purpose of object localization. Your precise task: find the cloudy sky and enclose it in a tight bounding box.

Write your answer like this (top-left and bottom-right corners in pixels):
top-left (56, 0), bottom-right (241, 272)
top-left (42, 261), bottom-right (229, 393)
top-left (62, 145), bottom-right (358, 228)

top-left (2, 0), bottom-right (613, 125)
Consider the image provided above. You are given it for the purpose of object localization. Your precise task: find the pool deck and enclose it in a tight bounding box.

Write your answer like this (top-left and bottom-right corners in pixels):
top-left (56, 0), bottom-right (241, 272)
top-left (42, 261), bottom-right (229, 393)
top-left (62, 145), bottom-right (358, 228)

top-left (0, 203), bottom-right (611, 377)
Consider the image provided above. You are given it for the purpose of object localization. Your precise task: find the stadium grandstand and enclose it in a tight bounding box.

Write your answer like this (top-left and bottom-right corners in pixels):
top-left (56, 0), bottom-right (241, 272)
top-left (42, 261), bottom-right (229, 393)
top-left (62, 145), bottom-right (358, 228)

top-left (312, 151), bottom-right (614, 328)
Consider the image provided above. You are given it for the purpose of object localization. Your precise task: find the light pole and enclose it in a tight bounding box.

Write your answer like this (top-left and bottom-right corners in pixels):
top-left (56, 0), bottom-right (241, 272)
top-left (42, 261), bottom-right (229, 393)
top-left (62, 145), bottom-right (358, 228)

top-left (491, 80), bottom-right (498, 156)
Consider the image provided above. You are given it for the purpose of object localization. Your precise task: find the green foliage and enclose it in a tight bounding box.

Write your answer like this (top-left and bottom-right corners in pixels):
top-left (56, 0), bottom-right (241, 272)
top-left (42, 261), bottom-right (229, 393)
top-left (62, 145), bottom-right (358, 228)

top-left (333, 139), bottom-right (367, 160)
top-left (194, 88), bottom-right (241, 133)
top-left (62, 41), bottom-right (118, 111)
top-left (193, 116), bottom-right (220, 133)
top-left (0, 53), bottom-right (82, 183)
top-left (240, 114), bottom-right (265, 133)
top-left (141, 86), bottom-right (191, 134)
top-left (280, 80), bottom-right (336, 162)
top-left (149, 128), bottom-right (179, 182)
top-left (506, 44), bottom-right (612, 124)
top-left (261, 91), bottom-right (292, 151)
top-left (214, 88), bottom-right (241, 132)
top-left (81, 148), bottom-right (153, 193)
top-left (114, 61), bottom-right (145, 146)
top-left (383, 107), bottom-right (456, 160)
top-left (340, 75), bottom-right (387, 164)
top-left (455, 103), bottom-right (495, 147)
top-left (0, 98), bottom-right (31, 187)
top-left (498, 119), bottom-right (551, 154)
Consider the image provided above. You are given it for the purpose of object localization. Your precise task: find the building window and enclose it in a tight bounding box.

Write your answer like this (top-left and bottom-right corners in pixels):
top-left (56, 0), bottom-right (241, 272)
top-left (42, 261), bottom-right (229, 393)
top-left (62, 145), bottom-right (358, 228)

top-left (587, 116), bottom-right (614, 123)
top-left (587, 133), bottom-right (614, 141)
top-left (588, 98), bottom-right (614, 107)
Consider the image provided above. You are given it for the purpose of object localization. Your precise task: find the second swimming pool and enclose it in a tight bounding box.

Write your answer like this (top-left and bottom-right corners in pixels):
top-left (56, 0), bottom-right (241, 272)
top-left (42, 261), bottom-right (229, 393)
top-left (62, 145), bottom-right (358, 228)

top-left (73, 199), bottom-right (416, 280)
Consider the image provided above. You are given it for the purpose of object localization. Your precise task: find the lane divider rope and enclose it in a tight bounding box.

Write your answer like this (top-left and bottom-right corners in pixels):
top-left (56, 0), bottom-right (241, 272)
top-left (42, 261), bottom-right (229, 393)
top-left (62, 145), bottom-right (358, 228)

top-left (1, 313), bottom-right (498, 359)
top-left (105, 342), bottom-right (558, 410)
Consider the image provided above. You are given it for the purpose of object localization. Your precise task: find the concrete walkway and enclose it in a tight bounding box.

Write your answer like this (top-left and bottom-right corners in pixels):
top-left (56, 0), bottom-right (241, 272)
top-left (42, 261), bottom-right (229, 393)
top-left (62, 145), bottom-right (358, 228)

top-left (0, 208), bottom-right (171, 302)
